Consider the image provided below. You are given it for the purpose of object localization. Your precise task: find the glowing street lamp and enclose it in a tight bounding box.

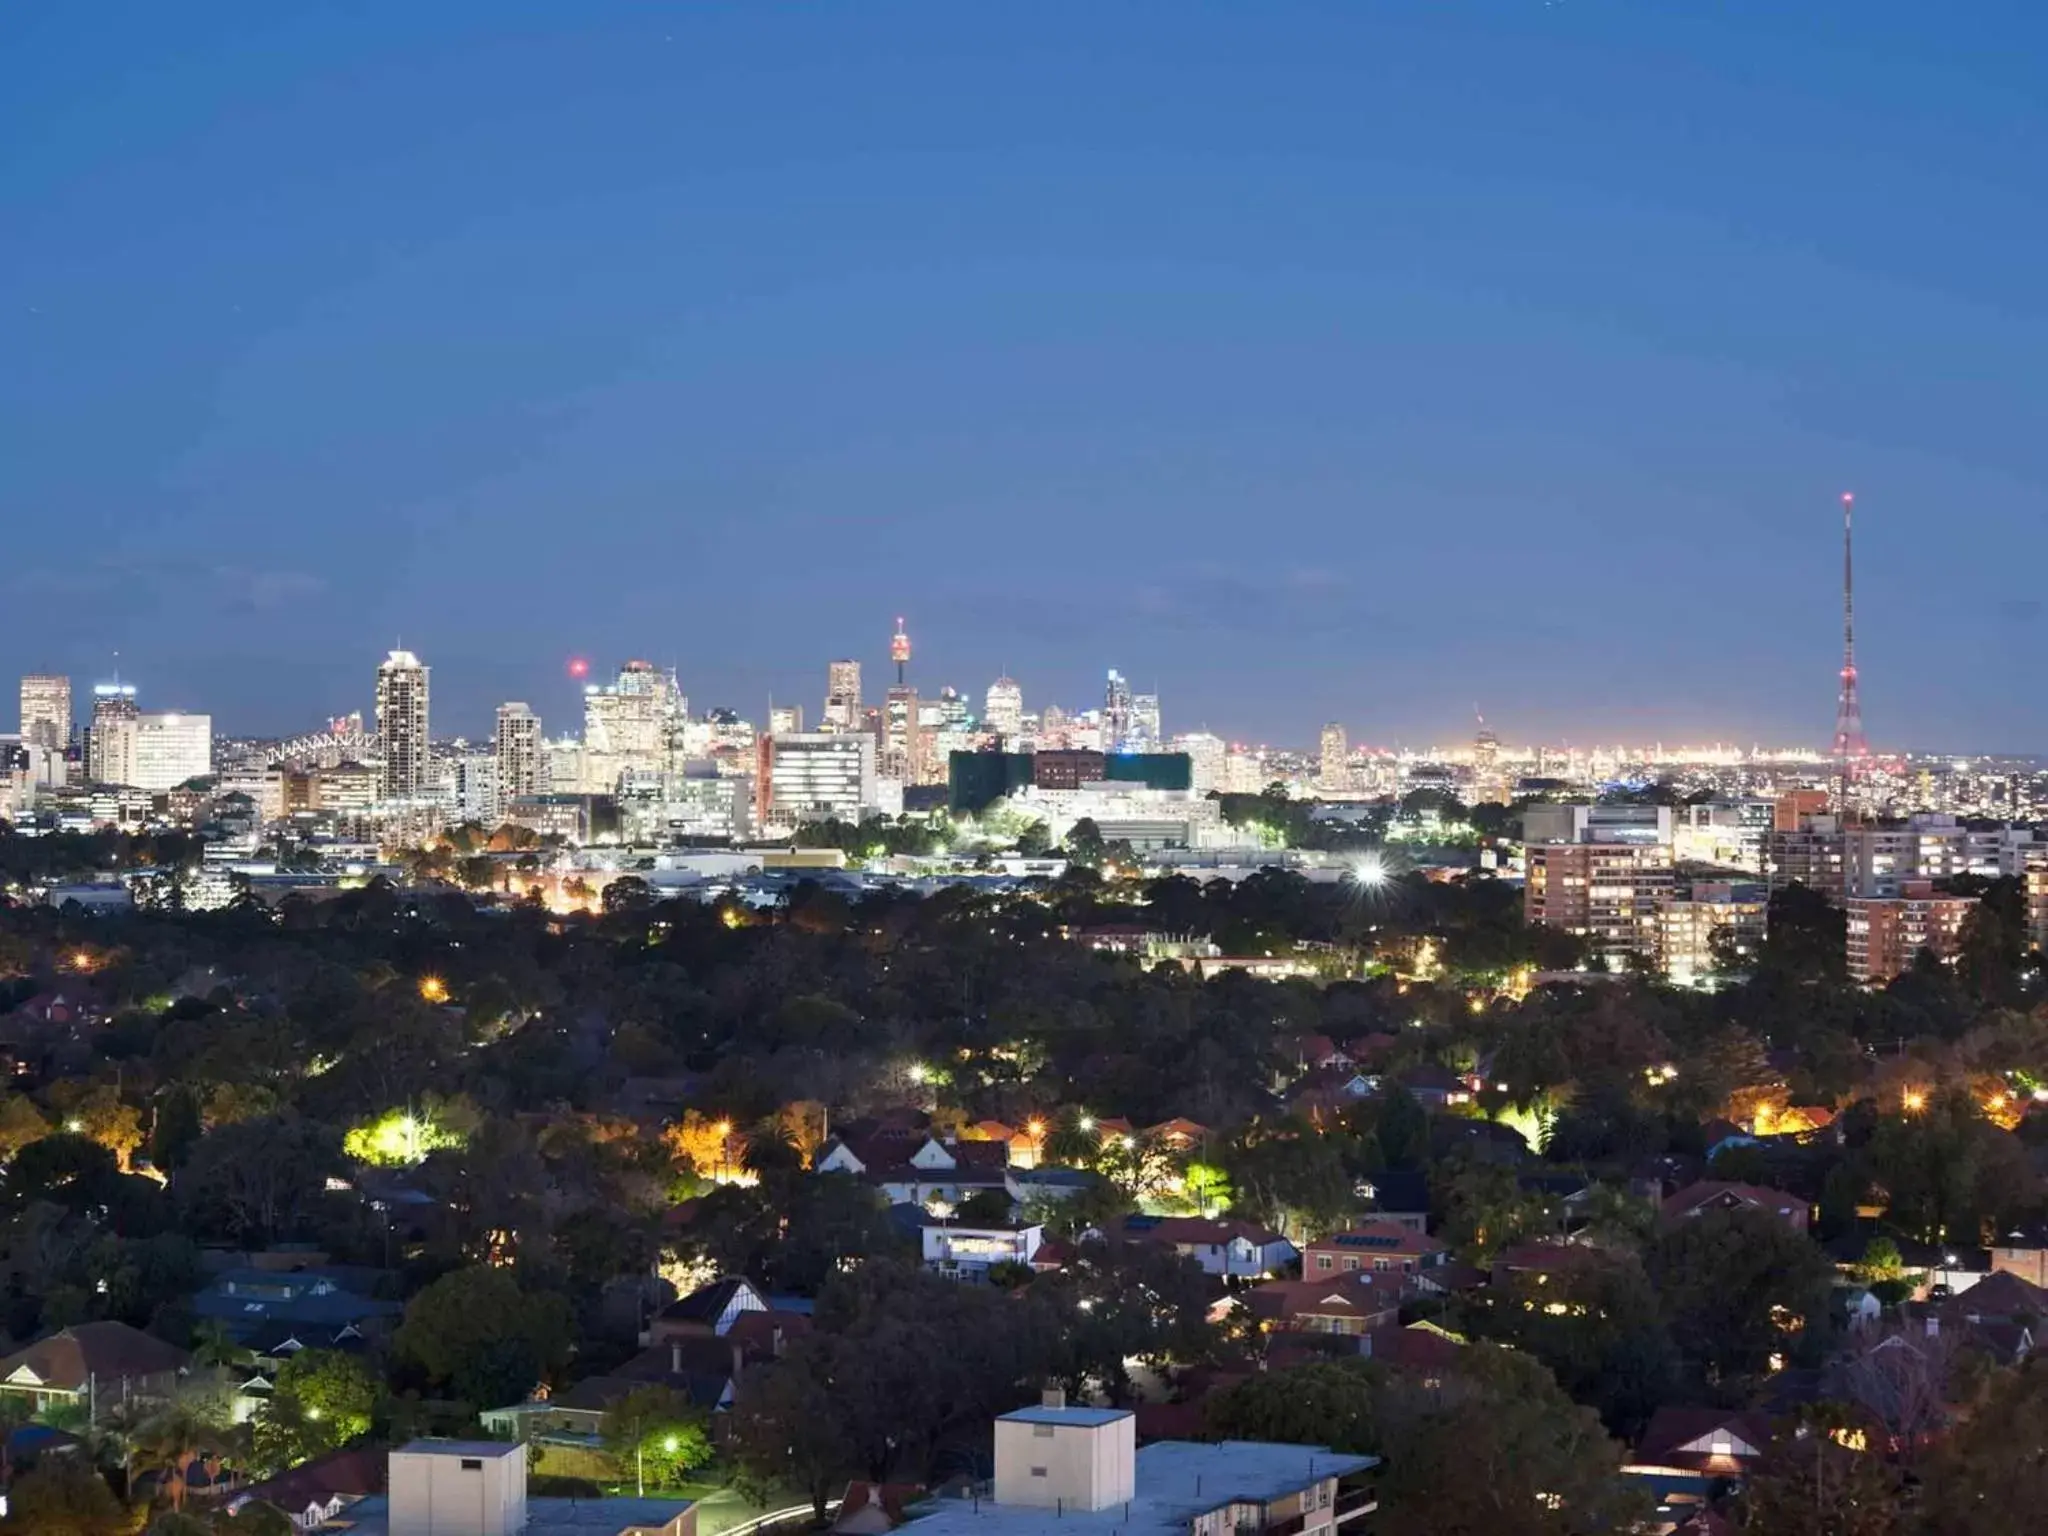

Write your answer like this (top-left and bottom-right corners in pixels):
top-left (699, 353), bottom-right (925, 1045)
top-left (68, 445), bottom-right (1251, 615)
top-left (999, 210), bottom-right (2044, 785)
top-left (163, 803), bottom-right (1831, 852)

top-left (1351, 856), bottom-right (1389, 889)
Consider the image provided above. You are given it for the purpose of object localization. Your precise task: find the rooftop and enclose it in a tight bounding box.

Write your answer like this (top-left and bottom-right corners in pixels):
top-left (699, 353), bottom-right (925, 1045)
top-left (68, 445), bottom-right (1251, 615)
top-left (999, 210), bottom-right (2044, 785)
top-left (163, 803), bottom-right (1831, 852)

top-left (909, 1441), bottom-right (1377, 1536)
top-left (336, 1493), bottom-right (693, 1536)
top-left (397, 1439), bottom-right (523, 1460)
top-left (1000, 1405), bottom-right (1131, 1428)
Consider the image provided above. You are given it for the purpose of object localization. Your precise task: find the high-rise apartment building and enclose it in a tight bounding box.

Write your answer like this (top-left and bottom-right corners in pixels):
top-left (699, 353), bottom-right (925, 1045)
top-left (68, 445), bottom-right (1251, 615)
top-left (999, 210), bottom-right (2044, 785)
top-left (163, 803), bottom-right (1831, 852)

top-left (1129, 692), bottom-right (1162, 751)
top-left (493, 702), bottom-right (541, 818)
top-left (756, 732), bottom-right (877, 827)
top-left (984, 677), bottom-right (1023, 740)
top-left (1846, 883), bottom-right (1977, 984)
top-left (824, 660), bottom-right (863, 732)
top-left (881, 686), bottom-right (928, 784)
top-left (1104, 670), bottom-right (1133, 751)
top-left (1526, 840), bottom-right (1676, 969)
top-left (1659, 881), bottom-right (1768, 986)
top-left (87, 683), bottom-right (139, 786)
top-left (1317, 724), bottom-right (1350, 796)
top-left (374, 650), bottom-right (431, 800)
top-left (18, 675), bottom-right (71, 755)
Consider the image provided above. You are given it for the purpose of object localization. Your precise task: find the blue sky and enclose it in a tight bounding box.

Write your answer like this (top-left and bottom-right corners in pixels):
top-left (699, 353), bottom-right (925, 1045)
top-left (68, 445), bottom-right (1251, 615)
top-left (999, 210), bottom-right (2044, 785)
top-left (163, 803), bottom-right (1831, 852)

top-left (5, 2), bottom-right (2046, 748)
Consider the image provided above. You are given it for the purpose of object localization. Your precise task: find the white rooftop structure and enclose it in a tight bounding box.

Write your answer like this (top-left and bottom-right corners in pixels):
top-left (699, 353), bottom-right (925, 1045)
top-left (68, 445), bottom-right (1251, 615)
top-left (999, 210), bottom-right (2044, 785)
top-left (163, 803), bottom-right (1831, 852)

top-left (908, 1394), bottom-right (1376, 1536)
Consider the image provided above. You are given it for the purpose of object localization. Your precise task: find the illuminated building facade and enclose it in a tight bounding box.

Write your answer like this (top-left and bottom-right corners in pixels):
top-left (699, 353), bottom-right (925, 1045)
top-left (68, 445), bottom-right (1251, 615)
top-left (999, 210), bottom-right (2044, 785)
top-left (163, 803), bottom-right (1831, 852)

top-left (493, 702), bottom-right (541, 816)
top-left (757, 731), bottom-right (877, 828)
top-left (18, 674), bottom-right (71, 755)
top-left (824, 660), bottom-right (862, 731)
top-left (1525, 840), bottom-right (1675, 968)
top-left (87, 683), bottom-right (139, 786)
top-left (1846, 884), bottom-right (1976, 984)
top-left (1317, 723), bottom-right (1350, 796)
top-left (374, 650), bottom-right (431, 800)
top-left (130, 712), bottom-right (212, 791)
top-left (581, 661), bottom-right (684, 791)
top-left (984, 676), bottom-right (1023, 740)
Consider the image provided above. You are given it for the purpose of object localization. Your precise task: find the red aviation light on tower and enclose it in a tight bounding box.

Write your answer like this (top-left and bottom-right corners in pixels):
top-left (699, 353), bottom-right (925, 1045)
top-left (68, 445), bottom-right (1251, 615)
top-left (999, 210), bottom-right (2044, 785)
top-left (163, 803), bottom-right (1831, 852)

top-left (567, 656), bottom-right (590, 680)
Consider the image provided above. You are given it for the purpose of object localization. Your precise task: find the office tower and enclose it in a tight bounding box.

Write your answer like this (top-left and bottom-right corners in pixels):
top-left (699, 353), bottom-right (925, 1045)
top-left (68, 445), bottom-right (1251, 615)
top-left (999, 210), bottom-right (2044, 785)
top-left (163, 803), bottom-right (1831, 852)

top-left (1174, 731), bottom-right (1226, 796)
top-left (984, 676), bottom-right (1023, 739)
top-left (1104, 670), bottom-right (1132, 751)
top-left (130, 711), bottom-right (212, 790)
top-left (824, 660), bottom-right (862, 732)
top-left (375, 650), bottom-right (431, 800)
top-left (18, 675), bottom-right (71, 754)
top-left (881, 686), bottom-right (925, 783)
top-left (494, 702), bottom-right (541, 816)
top-left (1472, 715), bottom-right (1506, 805)
top-left (582, 661), bottom-right (685, 791)
top-left (1317, 723), bottom-right (1350, 795)
top-left (87, 683), bottom-right (139, 785)
top-left (769, 703), bottom-right (804, 736)
top-left (756, 732), bottom-right (877, 827)
top-left (1129, 693), bottom-right (1161, 751)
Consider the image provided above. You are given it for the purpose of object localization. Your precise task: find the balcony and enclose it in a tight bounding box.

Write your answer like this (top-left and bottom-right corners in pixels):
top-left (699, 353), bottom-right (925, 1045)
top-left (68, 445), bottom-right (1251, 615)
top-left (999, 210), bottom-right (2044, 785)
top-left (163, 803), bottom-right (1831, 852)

top-left (1334, 1488), bottom-right (1379, 1522)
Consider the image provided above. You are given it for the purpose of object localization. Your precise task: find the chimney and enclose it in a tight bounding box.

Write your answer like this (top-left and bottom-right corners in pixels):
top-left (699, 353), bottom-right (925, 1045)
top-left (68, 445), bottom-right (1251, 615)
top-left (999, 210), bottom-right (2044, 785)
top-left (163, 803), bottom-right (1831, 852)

top-left (672, 1341), bottom-right (683, 1374)
top-left (1042, 1385), bottom-right (1066, 1411)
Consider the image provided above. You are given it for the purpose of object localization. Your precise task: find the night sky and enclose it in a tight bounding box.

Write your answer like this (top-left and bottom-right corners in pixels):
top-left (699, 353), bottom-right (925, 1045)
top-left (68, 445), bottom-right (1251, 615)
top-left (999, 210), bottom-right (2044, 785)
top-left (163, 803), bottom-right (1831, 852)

top-left (5, 3), bottom-right (2046, 749)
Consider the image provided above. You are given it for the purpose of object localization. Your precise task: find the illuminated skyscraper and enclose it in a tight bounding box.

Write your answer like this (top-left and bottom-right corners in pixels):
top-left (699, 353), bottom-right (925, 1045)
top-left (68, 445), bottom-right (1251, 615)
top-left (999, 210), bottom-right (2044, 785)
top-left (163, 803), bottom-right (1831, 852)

top-left (375, 650), bottom-right (431, 800)
top-left (1317, 723), bottom-right (1350, 795)
top-left (494, 702), bottom-right (541, 815)
top-left (87, 683), bottom-right (138, 786)
top-left (18, 674), bottom-right (71, 754)
top-left (824, 660), bottom-right (862, 732)
top-left (582, 661), bottom-right (684, 790)
top-left (1104, 670), bottom-right (1132, 751)
top-left (984, 676), bottom-right (1023, 739)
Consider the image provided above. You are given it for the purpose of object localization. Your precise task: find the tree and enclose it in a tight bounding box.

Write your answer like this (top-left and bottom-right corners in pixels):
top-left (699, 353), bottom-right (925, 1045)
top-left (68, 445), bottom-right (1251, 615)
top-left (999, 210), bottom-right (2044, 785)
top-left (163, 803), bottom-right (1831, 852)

top-left (1918, 1355), bottom-right (2048, 1532)
top-left (254, 1350), bottom-right (379, 1468)
top-left (46, 1084), bottom-right (146, 1171)
top-left (730, 1339), bottom-right (860, 1521)
top-left (394, 1267), bottom-right (573, 1408)
top-left (1208, 1349), bottom-right (1646, 1536)
top-left (129, 1403), bottom-right (224, 1514)
top-left (602, 876), bottom-right (658, 917)
top-left (600, 1386), bottom-right (713, 1495)
top-left (1065, 818), bottom-right (1106, 867)
top-left (0, 1458), bottom-right (137, 1535)
top-left (1644, 1207), bottom-right (1833, 1387)
top-left (0, 1093), bottom-right (50, 1161)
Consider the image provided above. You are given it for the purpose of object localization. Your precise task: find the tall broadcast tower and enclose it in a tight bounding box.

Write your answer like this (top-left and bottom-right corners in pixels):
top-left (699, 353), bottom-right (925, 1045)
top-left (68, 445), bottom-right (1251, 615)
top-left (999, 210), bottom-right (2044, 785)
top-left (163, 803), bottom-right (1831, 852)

top-left (1830, 492), bottom-right (1869, 805)
top-left (891, 616), bottom-right (911, 686)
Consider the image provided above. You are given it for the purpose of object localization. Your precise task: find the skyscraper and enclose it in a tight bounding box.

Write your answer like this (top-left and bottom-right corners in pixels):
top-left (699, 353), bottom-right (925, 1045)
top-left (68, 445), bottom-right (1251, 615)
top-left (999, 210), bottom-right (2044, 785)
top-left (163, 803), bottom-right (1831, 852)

top-left (1317, 723), bottom-right (1350, 795)
top-left (1129, 693), bottom-right (1161, 751)
top-left (824, 660), bottom-right (862, 732)
top-left (87, 683), bottom-right (138, 786)
top-left (984, 676), bottom-right (1024, 739)
top-left (375, 650), bottom-right (431, 800)
top-left (494, 702), bottom-right (541, 816)
top-left (18, 674), bottom-right (71, 754)
top-left (582, 661), bottom-right (685, 790)
top-left (1104, 670), bottom-right (1133, 751)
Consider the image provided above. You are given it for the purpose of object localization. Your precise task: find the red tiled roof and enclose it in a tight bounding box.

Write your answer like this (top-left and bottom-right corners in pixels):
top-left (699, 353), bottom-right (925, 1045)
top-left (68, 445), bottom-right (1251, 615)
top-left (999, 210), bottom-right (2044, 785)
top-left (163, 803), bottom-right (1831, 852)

top-left (1366, 1325), bottom-right (1465, 1371)
top-left (1305, 1221), bottom-right (1447, 1261)
top-left (1248, 1273), bottom-right (1402, 1325)
top-left (1661, 1181), bottom-right (1809, 1224)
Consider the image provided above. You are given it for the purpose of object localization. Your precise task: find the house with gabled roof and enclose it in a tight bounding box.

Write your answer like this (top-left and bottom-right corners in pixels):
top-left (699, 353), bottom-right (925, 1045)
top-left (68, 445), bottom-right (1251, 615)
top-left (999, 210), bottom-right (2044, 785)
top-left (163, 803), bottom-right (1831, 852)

top-left (1113, 1216), bottom-right (1296, 1279)
top-left (0, 1322), bottom-right (190, 1420)
top-left (1622, 1406), bottom-right (1771, 1510)
top-left (650, 1277), bottom-right (766, 1343)
top-left (1302, 1222), bottom-right (1446, 1279)
top-left (1246, 1272), bottom-right (1402, 1338)
top-left (1660, 1181), bottom-right (1809, 1232)
top-left (815, 1132), bottom-right (1013, 1207)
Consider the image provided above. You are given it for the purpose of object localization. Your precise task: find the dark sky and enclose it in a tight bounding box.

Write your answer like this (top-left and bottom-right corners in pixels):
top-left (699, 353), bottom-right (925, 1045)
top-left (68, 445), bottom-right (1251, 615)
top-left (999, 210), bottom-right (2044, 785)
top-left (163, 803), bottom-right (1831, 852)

top-left (5, 3), bottom-right (2046, 750)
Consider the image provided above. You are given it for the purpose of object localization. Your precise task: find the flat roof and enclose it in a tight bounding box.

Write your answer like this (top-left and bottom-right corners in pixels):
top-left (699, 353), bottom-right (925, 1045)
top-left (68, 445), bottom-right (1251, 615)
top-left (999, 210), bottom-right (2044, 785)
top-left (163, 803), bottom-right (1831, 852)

top-left (1000, 1406), bottom-right (1132, 1428)
top-left (908, 1440), bottom-right (1378, 1536)
top-left (336, 1494), bottom-right (694, 1535)
top-left (394, 1438), bottom-right (524, 1459)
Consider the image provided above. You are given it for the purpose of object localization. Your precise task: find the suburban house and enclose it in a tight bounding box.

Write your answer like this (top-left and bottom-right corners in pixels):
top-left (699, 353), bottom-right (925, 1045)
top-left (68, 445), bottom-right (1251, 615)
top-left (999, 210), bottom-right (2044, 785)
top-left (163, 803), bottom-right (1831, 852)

top-left (650, 1277), bottom-right (766, 1344)
top-left (1302, 1222), bottom-right (1448, 1278)
top-left (1114, 1216), bottom-right (1297, 1279)
top-left (0, 1322), bottom-right (190, 1421)
top-left (1991, 1222), bottom-right (2048, 1288)
top-left (815, 1132), bottom-right (1014, 1207)
top-left (915, 1211), bottom-right (1046, 1281)
top-left (1353, 1170), bottom-right (1431, 1234)
top-left (225, 1446), bottom-right (384, 1530)
top-left (1622, 1407), bottom-right (1771, 1517)
top-left (1660, 1181), bottom-right (1811, 1231)
top-left (189, 1265), bottom-right (401, 1346)
top-left (1246, 1273), bottom-right (1404, 1338)
top-left (1283, 1067), bottom-right (1377, 1118)
top-left (1390, 1062), bottom-right (1474, 1109)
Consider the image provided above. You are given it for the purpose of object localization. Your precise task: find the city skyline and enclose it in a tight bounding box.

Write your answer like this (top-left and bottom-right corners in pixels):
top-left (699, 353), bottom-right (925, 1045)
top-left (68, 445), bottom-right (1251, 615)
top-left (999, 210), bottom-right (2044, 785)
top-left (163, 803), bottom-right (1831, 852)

top-left (9, 5), bottom-right (2048, 746)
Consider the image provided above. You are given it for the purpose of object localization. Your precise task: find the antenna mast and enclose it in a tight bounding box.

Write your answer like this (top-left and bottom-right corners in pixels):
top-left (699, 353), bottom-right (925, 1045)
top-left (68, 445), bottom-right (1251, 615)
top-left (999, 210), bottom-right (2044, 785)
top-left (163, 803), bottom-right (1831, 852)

top-left (1830, 492), bottom-right (1869, 809)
